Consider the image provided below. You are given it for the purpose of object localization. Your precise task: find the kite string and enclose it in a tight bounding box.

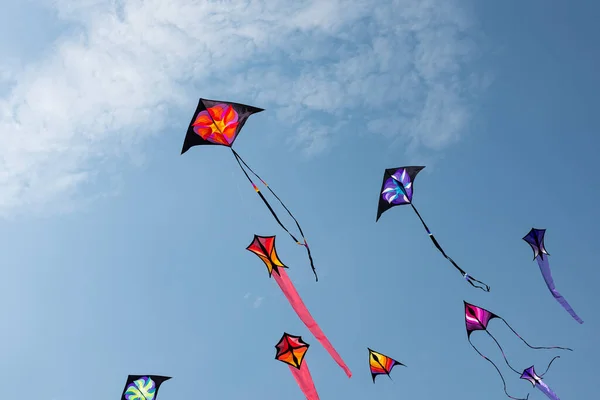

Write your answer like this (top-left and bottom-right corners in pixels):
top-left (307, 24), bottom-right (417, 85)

top-left (231, 149), bottom-right (300, 242)
top-left (539, 356), bottom-right (560, 378)
top-left (231, 148), bottom-right (318, 281)
top-left (485, 330), bottom-right (521, 374)
top-left (232, 148), bottom-right (306, 239)
top-left (468, 338), bottom-right (529, 400)
top-left (499, 318), bottom-right (573, 352)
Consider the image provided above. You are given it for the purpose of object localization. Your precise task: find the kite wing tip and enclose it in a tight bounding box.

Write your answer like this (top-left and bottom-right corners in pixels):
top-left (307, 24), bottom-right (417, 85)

top-left (180, 143), bottom-right (191, 155)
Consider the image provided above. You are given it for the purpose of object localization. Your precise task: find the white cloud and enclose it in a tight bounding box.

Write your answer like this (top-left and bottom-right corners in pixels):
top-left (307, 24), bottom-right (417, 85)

top-left (252, 296), bottom-right (264, 309)
top-left (0, 0), bottom-right (488, 216)
top-left (243, 292), bottom-right (264, 308)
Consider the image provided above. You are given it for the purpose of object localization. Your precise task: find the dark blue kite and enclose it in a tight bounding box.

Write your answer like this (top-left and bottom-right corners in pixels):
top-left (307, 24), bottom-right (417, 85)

top-left (523, 228), bottom-right (583, 324)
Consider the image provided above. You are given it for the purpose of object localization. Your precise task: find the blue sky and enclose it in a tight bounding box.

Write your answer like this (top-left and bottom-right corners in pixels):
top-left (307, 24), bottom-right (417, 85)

top-left (0, 0), bottom-right (598, 399)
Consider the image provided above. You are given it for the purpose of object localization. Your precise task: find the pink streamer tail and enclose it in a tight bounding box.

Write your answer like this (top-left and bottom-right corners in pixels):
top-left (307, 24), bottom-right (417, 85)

top-left (274, 269), bottom-right (352, 377)
top-left (289, 361), bottom-right (320, 400)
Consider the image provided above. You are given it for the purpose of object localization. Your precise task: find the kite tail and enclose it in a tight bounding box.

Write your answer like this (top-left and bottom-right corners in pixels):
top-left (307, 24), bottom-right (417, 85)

top-left (274, 268), bottom-right (352, 378)
top-left (451, 257), bottom-right (490, 292)
top-left (231, 149), bottom-right (318, 281)
top-left (468, 338), bottom-right (529, 400)
top-left (535, 380), bottom-right (560, 400)
top-left (409, 203), bottom-right (490, 292)
top-left (499, 318), bottom-right (573, 352)
top-left (289, 361), bottom-right (320, 400)
top-left (485, 331), bottom-right (521, 374)
top-left (535, 256), bottom-right (583, 324)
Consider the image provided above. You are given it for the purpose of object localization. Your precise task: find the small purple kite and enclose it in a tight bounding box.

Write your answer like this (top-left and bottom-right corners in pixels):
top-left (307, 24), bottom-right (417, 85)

top-left (464, 301), bottom-right (571, 400)
top-left (521, 364), bottom-right (561, 400)
top-left (522, 228), bottom-right (583, 324)
top-left (376, 166), bottom-right (490, 291)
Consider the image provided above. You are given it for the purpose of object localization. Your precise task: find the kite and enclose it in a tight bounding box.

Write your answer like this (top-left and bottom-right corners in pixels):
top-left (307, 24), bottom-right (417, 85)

top-left (120, 375), bottom-right (171, 400)
top-left (247, 234), bottom-right (352, 378)
top-left (520, 363), bottom-right (562, 400)
top-left (375, 166), bottom-right (490, 291)
top-left (181, 98), bottom-right (318, 281)
top-left (275, 333), bottom-right (320, 400)
top-left (368, 348), bottom-right (406, 382)
top-left (464, 301), bottom-right (571, 399)
top-left (522, 228), bottom-right (583, 324)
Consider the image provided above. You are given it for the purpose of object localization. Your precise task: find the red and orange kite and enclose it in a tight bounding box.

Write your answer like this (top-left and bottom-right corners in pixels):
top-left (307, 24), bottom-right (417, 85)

top-left (275, 333), bottom-right (320, 400)
top-left (247, 234), bottom-right (352, 378)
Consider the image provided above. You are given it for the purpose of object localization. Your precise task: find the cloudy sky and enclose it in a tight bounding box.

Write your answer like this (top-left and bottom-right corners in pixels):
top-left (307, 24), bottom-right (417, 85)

top-left (0, 0), bottom-right (598, 399)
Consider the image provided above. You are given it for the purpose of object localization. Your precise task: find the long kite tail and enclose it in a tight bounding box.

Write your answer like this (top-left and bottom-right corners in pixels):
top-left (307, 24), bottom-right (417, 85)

top-left (499, 318), bottom-right (573, 352)
top-left (468, 338), bottom-right (528, 400)
top-left (231, 149), bottom-right (318, 281)
top-left (535, 380), bottom-right (561, 400)
top-left (274, 268), bottom-right (352, 378)
top-left (289, 361), bottom-right (320, 400)
top-left (409, 203), bottom-right (490, 292)
top-left (535, 255), bottom-right (583, 324)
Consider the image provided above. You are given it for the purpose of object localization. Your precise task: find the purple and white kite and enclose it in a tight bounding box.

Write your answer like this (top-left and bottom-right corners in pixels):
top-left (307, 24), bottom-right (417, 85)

top-left (522, 228), bottom-right (584, 324)
top-left (375, 166), bottom-right (490, 291)
top-left (521, 364), bottom-right (561, 400)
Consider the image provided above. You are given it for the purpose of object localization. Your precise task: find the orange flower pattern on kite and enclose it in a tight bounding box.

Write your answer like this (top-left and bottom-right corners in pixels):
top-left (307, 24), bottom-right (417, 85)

top-left (191, 103), bottom-right (240, 146)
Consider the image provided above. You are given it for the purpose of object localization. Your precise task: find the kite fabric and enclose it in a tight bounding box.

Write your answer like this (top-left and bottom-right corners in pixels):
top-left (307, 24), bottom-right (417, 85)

top-left (368, 348), bottom-right (406, 382)
top-left (181, 98), bottom-right (318, 281)
top-left (464, 301), bottom-right (571, 400)
top-left (247, 234), bottom-right (352, 378)
top-left (275, 333), bottom-right (320, 400)
top-left (120, 375), bottom-right (171, 400)
top-left (522, 228), bottom-right (583, 324)
top-left (375, 166), bottom-right (490, 291)
top-left (520, 364), bottom-right (561, 400)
